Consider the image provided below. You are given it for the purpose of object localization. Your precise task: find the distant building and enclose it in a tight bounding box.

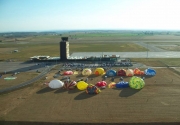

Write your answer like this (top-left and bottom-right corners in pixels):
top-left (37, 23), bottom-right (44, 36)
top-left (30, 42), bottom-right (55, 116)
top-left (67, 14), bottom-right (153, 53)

top-left (30, 56), bottom-right (50, 60)
top-left (14, 50), bottom-right (19, 52)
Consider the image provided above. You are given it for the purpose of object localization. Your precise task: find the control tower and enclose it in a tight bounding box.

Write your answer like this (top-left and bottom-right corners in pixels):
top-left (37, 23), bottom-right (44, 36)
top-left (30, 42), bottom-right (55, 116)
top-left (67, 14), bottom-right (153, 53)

top-left (60, 37), bottom-right (69, 61)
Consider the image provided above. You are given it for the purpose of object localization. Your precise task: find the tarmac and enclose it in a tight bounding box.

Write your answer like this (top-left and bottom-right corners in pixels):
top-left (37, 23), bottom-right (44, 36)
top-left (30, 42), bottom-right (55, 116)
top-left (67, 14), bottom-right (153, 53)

top-left (71, 51), bottom-right (180, 58)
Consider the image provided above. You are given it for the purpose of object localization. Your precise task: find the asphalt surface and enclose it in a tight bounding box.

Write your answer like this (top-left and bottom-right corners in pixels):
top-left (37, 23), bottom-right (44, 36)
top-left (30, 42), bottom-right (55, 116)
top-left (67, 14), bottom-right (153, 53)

top-left (0, 62), bottom-right (57, 73)
top-left (134, 42), bottom-right (166, 52)
top-left (71, 51), bottom-right (180, 58)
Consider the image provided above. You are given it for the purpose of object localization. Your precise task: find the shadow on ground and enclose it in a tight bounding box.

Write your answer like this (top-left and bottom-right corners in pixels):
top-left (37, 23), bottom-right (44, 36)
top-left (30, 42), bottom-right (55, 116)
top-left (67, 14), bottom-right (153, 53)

top-left (119, 88), bottom-right (141, 97)
top-left (74, 91), bottom-right (96, 100)
top-left (36, 87), bottom-right (55, 94)
top-left (54, 88), bottom-right (67, 94)
top-left (68, 89), bottom-right (81, 94)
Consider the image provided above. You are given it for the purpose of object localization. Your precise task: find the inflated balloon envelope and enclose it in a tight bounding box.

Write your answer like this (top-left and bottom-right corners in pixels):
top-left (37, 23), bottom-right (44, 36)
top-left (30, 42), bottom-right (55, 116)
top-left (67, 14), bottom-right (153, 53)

top-left (49, 79), bottom-right (64, 89)
top-left (108, 82), bottom-right (116, 88)
top-left (64, 80), bottom-right (77, 90)
top-left (133, 68), bottom-right (144, 75)
top-left (96, 81), bottom-right (107, 88)
top-left (117, 69), bottom-right (126, 76)
top-left (94, 68), bottom-right (105, 76)
top-left (86, 84), bottom-right (101, 94)
top-left (106, 69), bottom-right (116, 77)
top-left (129, 76), bottom-right (145, 89)
top-left (82, 68), bottom-right (92, 76)
top-left (116, 81), bottom-right (129, 88)
top-left (144, 68), bottom-right (156, 76)
top-left (77, 81), bottom-right (88, 90)
top-left (126, 69), bottom-right (134, 77)
top-left (63, 71), bottom-right (73, 75)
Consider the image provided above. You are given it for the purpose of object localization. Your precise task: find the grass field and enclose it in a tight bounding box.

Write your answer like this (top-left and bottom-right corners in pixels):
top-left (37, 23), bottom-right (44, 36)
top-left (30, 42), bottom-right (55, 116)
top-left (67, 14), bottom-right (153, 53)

top-left (1, 31), bottom-right (180, 65)
top-left (131, 58), bottom-right (180, 67)
top-left (0, 42), bottom-right (147, 61)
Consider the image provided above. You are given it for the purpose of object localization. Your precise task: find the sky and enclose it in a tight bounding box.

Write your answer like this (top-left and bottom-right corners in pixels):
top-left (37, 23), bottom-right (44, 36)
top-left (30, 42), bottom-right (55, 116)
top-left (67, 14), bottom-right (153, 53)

top-left (0, 0), bottom-right (180, 32)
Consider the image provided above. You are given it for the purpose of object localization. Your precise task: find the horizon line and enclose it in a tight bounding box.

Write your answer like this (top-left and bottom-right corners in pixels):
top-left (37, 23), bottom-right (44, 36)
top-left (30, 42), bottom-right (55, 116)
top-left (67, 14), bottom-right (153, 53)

top-left (1, 29), bottom-right (180, 33)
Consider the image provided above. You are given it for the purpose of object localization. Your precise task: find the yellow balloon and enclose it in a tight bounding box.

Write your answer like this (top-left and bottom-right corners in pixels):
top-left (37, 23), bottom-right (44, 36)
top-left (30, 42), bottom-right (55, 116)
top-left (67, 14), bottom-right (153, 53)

top-left (108, 82), bottom-right (116, 88)
top-left (77, 81), bottom-right (88, 90)
top-left (94, 68), bottom-right (105, 76)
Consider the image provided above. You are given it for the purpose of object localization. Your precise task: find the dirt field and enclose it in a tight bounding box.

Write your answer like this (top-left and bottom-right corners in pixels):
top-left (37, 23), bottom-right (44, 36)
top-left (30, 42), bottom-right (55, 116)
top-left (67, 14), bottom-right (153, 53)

top-left (0, 72), bottom-right (39, 89)
top-left (0, 68), bottom-right (180, 124)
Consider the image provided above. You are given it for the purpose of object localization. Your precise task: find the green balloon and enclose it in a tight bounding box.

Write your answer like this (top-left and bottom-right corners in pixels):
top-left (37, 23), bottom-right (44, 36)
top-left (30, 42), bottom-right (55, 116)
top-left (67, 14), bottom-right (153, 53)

top-left (129, 76), bottom-right (145, 89)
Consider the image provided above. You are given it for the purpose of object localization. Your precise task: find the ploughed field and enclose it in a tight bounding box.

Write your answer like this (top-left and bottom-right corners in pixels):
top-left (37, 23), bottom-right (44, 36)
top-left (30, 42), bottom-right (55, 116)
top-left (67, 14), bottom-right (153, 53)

top-left (0, 68), bottom-right (180, 124)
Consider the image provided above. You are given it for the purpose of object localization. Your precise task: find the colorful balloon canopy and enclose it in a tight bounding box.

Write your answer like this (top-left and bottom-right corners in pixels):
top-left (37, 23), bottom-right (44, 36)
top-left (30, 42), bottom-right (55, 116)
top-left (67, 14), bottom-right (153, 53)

top-left (108, 82), bottom-right (116, 88)
top-left (86, 84), bottom-right (101, 94)
top-left (82, 68), bottom-right (92, 76)
top-left (133, 68), bottom-right (144, 75)
top-left (126, 69), bottom-right (134, 77)
top-left (63, 71), bottom-right (73, 75)
top-left (96, 81), bottom-right (107, 88)
top-left (106, 69), bottom-right (116, 77)
top-left (129, 76), bottom-right (145, 89)
top-left (77, 81), bottom-right (88, 90)
top-left (64, 80), bottom-right (77, 90)
top-left (94, 68), bottom-right (105, 76)
top-left (117, 69), bottom-right (126, 76)
top-left (49, 79), bottom-right (64, 89)
top-left (116, 81), bottom-right (129, 88)
top-left (144, 68), bottom-right (156, 76)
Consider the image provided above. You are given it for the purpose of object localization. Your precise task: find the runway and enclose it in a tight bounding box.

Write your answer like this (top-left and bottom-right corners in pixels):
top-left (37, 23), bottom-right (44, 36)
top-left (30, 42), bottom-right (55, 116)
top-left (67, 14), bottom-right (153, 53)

top-left (71, 51), bottom-right (180, 58)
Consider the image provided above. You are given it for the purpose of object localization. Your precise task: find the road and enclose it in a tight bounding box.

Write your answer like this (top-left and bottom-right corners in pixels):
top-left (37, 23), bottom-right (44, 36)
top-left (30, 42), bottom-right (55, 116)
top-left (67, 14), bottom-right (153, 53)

top-left (134, 41), bottom-right (166, 52)
top-left (0, 61), bottom-right (57, 73)
top-left (71, 51), bottom-right (180, 58)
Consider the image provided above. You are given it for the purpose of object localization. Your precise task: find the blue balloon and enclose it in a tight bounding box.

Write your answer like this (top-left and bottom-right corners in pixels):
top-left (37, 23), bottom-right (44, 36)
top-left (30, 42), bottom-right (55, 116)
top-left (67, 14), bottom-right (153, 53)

top-left (116, 81), bottom-right (129, 88)
top-left (106, 70), bottom-right (116, 77)
top-left (144, 68), bottom-right (156, 76)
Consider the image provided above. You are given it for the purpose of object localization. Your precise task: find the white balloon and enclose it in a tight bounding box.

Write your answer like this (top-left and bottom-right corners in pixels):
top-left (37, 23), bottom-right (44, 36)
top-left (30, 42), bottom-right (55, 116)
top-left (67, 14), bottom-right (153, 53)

top-left (49, 79), bottom-right (64, 89)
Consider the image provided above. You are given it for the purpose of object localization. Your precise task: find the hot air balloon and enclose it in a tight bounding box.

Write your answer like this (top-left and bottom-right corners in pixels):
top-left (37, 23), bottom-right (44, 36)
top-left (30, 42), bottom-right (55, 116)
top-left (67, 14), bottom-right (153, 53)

top-left (126, 69), bottom-right (134, 76)
top-left (133, 68), bottom-right (144, 75)
top-left (96, 81), bottom-right (107, 88)
top-left (82, 68), bottom-right (92, 76)
top-left (129, 76), bottom-right (145, 89)
top-left (94, 68), bottom-right (105, 76)
top-left (77, 81), bottom-right (88, 90)
top-left (144, 68), bottom-right (156, 76)
top-left (63, 71), bottom-right (73, 75)
top-left (116, 78), bottom-right (129, 88)
top-left (117, 69), bottom-right (126, 76)
top-left (48, 79), bottom-right (64, 89)
top-left (64, 80), bottom-right (77, 90)
top-left (86, 84), bottom-right (101, 94)
top-left (106, 69), bottom-right (116, 77)
top-left (108, 82), bottom-right (116, 88)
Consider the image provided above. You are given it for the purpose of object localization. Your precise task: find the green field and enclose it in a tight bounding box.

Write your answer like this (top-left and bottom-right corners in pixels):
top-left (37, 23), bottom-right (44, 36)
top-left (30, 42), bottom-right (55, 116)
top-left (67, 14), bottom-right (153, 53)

top-left (0, 42), bottom-right (148, 61)
top-left (0, 31), bottom-right (180, 67)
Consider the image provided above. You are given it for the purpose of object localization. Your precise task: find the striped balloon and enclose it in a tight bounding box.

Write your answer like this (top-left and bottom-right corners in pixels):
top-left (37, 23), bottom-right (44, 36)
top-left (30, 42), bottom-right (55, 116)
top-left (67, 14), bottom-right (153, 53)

top-left (64, 80), bottom-right (77, 90)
